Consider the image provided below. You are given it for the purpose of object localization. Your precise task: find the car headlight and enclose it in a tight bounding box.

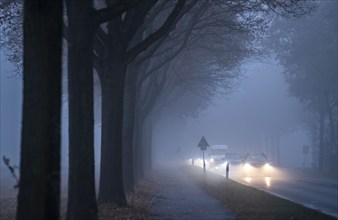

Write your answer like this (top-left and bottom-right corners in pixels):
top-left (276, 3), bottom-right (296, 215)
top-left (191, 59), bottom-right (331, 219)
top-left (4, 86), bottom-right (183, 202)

top-left (243, 163), bottom-right (252, 171)
top-left (264, 163), bottom-right (271, 168)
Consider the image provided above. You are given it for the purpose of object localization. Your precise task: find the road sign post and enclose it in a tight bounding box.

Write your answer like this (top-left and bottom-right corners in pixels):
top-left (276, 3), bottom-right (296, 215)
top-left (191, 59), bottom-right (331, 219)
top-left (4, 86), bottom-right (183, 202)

top-left (197, 136), bottom-right (210, 172)
top-left (202, 150), bottom-right (205, 171)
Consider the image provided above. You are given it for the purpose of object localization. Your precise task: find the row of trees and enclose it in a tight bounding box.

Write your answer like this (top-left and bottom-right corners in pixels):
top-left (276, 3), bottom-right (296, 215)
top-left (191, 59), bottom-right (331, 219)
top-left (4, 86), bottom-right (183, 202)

top-left (267, 1), bottom-right (337, 173)
top-left (1, 0), bottom-right (313, 219)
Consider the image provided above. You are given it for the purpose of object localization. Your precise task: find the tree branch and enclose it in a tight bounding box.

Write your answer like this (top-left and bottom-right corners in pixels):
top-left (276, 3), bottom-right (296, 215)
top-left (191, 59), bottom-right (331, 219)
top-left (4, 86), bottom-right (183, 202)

top-left (140, 0), bottom-right (207, 82)
top-left (123, 0), bottom-right (157, 42)
top-left (94, 0), bottom-right (147, 26)
top-left (127, 0), bottom-right (193, 63)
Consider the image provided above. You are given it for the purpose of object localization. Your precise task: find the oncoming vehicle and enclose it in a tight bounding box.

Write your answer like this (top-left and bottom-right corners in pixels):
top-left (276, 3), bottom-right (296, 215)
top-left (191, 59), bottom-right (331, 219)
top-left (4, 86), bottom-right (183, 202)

top-left (224, 152), bottom-right (245, 165)
top-left (207, 145), bottom-right (228, 170)
top-left (240, 153), bottom-right (273, 177)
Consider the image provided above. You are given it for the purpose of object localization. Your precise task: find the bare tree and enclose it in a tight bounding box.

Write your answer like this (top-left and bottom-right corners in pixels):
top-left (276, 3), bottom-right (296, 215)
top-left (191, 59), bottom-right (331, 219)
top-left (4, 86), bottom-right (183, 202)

top-left (94, 0), bottom-right (198, 205)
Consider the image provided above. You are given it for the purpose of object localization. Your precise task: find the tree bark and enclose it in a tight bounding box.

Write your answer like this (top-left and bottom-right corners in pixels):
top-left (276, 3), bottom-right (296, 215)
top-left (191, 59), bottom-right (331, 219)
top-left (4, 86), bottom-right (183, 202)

top-left (275, 135), bottom-right (281, 166)
top-left (143, 118), bottom-right (153, 172)
top-left (123, 63), bottom-right (139, 192)
top-left (270, 137), bottom-right (276, 163)
top-left (66, 1), bottom-right (97, 219)
top-left (318, 109), bottom-right (325, 172)
top-left (326, 96), bottom-right (337, 173)
top-left (98, 55), bottom-right (128, 206)
top-left (17, 1), bottom-right (62, 219)
top-left (134, 98), bottom-right (145, 181)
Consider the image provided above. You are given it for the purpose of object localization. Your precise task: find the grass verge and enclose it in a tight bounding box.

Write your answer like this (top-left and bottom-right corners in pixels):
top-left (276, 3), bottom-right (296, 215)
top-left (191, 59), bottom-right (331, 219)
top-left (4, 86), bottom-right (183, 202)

top-left (186, 166), bottom-right (336, 220)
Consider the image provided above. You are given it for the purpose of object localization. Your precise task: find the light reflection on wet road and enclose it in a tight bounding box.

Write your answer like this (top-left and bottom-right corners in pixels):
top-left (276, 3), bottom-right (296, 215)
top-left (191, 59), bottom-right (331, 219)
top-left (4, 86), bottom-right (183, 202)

top-left (208, 164), bottom-right (338, 218)
top-left (188, 161), bottom-right (337, 218)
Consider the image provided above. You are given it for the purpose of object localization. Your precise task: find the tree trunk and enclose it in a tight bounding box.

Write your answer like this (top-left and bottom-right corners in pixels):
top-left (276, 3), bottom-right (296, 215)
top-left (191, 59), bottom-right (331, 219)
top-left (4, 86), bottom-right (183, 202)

top-left (131, 75), bottom-right (146, 184)
top-left (264, 137), bottom-right (269, 156)
top-left (269, 137), bottom-right (276, 163)
top-left (318, 110), bottom-right (325, 172)
top-left (123, 60), bottom-right (150, 189)
top-left (135, 110), bottom-right (145, 180)
top-left (123, 64), bottom-right (138, 192)
top-left (66, 1), bottom-right (97, 219)
top-left (275, 135), bottom-right (281, 166)
top-left (17, 1), bottom-right (62, 219)
top-left (133, 109), bottom-right (141, 183)
top-left (326, 96), bottom-right (337, 174)
top-left (144, 118), bottom-right (153, 172)
top-left (98, 0), bottom-right (187, 197)
top-left (98, 59), bottom-right (127, 206)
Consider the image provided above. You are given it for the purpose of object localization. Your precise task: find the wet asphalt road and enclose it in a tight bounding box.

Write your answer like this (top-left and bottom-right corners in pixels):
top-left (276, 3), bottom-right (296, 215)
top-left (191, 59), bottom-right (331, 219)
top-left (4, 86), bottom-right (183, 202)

top-left (211, 165), bottom-right (338, 218)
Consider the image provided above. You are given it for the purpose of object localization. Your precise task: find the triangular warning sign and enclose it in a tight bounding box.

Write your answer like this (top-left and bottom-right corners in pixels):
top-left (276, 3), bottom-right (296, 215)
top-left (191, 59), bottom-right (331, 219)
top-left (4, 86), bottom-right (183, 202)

top-left (198, 136), bottom-right (209, 150)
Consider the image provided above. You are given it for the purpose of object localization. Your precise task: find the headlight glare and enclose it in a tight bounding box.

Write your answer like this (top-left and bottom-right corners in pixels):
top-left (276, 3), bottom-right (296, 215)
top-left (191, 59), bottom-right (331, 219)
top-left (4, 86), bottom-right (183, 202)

top-left (243, 163), bottom-right (252, 171)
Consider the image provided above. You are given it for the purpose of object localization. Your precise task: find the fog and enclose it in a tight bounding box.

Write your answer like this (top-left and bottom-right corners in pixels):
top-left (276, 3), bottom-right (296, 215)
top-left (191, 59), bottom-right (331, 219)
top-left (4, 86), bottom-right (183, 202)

top-left (0, 50), bottom-right (103, 171)
top-left (0, 51), bottom-right (22, 167)
top-left (0, 1), bottom-right (337, 218)
top-left (152, 59), bottom-right (310, 168)
top-left (1, 1), bottom-right (335, 177)
top-left (1, 55), bottom-right (309, 171)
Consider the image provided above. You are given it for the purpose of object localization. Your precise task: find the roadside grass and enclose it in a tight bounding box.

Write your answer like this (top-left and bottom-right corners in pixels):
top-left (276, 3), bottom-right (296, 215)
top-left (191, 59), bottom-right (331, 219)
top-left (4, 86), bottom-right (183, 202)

top-left (186, 166), bottom-right (336, 220)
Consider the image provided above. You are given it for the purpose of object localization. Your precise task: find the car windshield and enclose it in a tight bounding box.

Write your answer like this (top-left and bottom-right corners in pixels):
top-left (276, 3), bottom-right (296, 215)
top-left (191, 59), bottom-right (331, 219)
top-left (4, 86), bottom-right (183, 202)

top-left (210, 149), bottom-right (227, 155)
top-left (245, 154), bottom-right (268, 163)
top-left (225, 153), bottom-right (243, 160)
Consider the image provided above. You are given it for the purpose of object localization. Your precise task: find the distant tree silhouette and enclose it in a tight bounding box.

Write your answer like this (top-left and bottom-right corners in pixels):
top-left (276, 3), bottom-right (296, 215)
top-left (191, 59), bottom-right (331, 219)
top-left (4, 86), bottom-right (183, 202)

top-left (268, 1), bottom-right (337, 172)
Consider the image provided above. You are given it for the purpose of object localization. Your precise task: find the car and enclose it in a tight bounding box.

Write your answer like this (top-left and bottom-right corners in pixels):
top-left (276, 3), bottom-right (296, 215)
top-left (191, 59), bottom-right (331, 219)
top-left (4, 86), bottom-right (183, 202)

top-left (240, 153), bottom-right (272, 177)
top-left (224, 152), bottom-right (245, 165)
top-left (207, 145), bottom-right (228, 170)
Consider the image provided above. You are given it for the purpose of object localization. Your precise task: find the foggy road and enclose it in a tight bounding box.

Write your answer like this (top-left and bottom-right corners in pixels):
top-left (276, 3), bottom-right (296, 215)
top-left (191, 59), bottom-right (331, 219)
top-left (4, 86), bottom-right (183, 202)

top-left (211, 165), bottom-right (338, 218)
top-left (0, 0), bottom-right (337, 219)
